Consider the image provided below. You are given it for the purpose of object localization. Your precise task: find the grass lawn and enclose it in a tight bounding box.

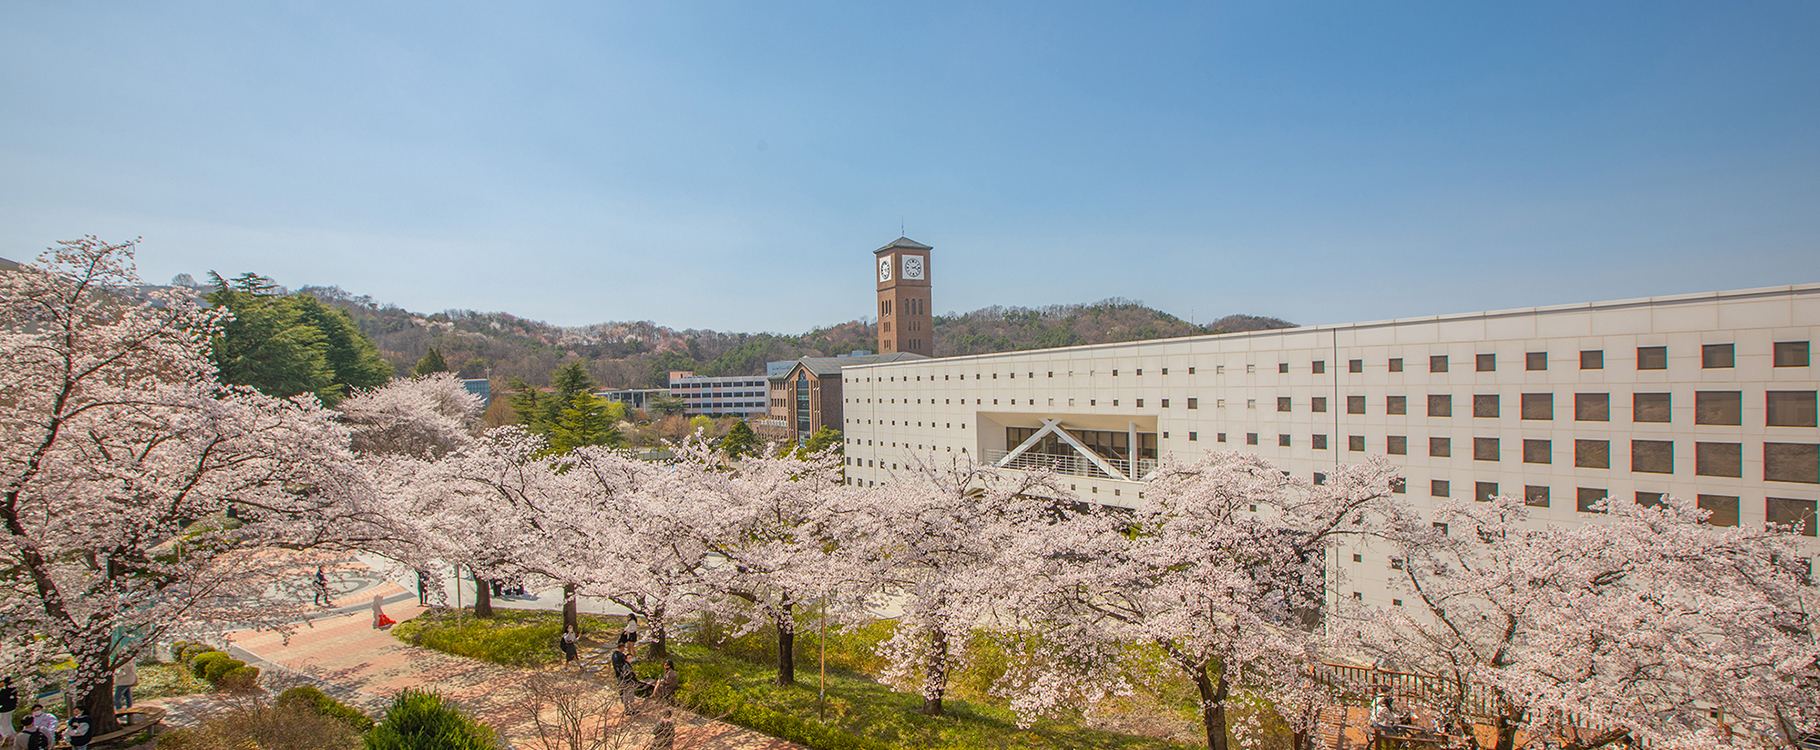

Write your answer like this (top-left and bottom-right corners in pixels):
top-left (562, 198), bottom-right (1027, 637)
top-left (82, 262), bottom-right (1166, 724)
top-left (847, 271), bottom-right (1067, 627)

top-left (396, 608), bottom-right (1211, 750)
top-left (135, 662), bottom-right (210, 700)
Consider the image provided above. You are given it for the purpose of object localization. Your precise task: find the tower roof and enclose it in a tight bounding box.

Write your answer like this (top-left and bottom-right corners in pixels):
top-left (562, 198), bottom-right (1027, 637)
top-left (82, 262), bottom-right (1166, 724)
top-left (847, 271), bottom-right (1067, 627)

top-left (875, 236), bottom-right (932, 253)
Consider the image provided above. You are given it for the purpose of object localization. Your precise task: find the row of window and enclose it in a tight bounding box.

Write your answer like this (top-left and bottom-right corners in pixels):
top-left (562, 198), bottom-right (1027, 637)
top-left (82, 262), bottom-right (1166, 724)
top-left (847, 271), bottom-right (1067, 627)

top-left (1411, 482), bottom-right (1816, 536)
top-left (852, 341), bottom-right (1815, 385)
top-left (672, 380), bottom-right (767, 388)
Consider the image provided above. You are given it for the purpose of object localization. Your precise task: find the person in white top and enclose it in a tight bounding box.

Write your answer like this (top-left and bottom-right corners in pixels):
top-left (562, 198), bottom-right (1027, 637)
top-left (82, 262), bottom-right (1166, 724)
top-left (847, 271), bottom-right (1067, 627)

top-left (25, 705), bottom-right (56, 750)
top-left (114, 660), bottom-right (137, 710)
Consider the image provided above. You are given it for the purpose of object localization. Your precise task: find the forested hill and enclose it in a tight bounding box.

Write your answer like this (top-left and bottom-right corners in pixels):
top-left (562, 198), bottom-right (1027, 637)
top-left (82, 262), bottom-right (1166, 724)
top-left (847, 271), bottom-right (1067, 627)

top-left (124, 277), bottom-right (1290, 390)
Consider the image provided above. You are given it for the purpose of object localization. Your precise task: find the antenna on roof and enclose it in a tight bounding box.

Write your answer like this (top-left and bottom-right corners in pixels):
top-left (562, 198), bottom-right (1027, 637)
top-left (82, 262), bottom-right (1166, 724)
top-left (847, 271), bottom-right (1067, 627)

top-left (901, 215), bottom-right (905, 237)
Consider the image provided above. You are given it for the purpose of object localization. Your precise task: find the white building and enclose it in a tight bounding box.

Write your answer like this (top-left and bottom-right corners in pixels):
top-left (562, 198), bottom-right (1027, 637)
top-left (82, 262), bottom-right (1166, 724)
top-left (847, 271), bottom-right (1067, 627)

top-left (667, 371), bottom-right (769, 417)
top-left (840, 284), bottom-right (1819, 608)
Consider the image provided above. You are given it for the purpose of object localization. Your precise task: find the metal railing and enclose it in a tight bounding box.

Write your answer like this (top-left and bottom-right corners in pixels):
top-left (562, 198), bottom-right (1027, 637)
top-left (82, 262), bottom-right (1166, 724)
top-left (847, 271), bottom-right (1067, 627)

top-left (986, 450), bottom-right (1157, 481)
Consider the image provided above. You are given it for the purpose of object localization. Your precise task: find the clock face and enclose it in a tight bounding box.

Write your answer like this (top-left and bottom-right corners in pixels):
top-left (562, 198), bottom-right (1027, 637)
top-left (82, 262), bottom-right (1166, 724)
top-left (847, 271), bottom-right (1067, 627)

top-left (902, 254), bottom-right (924, 280)
top-left (878, 256), bottom-right (892, 282)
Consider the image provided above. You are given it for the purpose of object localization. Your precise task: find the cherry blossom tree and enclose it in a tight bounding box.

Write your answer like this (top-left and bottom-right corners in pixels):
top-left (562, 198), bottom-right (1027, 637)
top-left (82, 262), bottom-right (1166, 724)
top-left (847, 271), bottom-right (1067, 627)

top-left (339, 373), bottom-right (482, 460)
top-left (995, 451), bottom-right (1404, 750)
top-left (841, 454), bottom-right (1065, 716)
top-left (1336, 494), bottom-right (1819, 750)
top-left (663, 437), bottom-right (851, 685)
top-left (0, 238), bottom-right (360, 733)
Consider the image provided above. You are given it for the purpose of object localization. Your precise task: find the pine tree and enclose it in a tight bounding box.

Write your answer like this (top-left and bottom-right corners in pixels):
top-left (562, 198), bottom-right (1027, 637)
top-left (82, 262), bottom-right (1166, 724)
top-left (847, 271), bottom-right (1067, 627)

top-left (414, 348), bottom-right (450, 376)
top-left (719, 420), bottom-right (762, 458)
top-left (546, 392), bottom-right (624, 454)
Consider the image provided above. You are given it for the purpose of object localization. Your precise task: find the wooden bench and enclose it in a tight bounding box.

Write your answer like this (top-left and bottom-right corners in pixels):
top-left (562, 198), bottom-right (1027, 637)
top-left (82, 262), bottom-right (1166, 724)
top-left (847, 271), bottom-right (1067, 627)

top-left (48, 707), bottom-right (166, 748)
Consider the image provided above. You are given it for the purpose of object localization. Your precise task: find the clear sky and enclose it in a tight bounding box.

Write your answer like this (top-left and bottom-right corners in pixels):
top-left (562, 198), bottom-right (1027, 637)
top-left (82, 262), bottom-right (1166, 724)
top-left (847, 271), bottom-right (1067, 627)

top-left (2, 2), bottom-right (1816, 332)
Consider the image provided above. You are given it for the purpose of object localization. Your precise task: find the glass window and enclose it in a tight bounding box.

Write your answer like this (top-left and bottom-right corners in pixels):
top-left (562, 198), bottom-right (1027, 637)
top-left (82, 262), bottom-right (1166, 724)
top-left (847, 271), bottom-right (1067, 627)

top-left (1246, 433), bottom-right (1259, 445)
top-left (1774, 341), bottom-right (1810, 367)
top-left (1475, 481), bottom-right (1498, 502)
top-left (1349, 359), bottom-right (1363, 373)
top-left (1576, 393), bottom-right (1610, 422)
top-left (1695, 442), bottom-right (1742, 477)
top-left (1696, 391), bottom-right (1742, 425)
top-left (1702, 344), bottom-right (1735, 369)
top-left (1636, 491), bottom-right (1664, 508)
top-left (1576, 488), bottom-right (1608, 513)
top-left (1523, 439), bottom-right (1552, 464)
top-left (1311, 397), bottom-right (1327, 413)
top-left (1387, 396), bottom-right (1406, 415)
top-left (1765, 443), bottom-right (1819, 484)
top-left (1430, 437), bottom-right (1451, 458)
top-left (1697, 495), bottom-right (1740, 527)
top-left (1521, 393), bottom-right (1553, 420)
top-left (1637, 346), bottom-right (1668, 370)
top-left (1313, 434), bottom-right (1328, 449)
top-left (1430, 355), bottom-right (1449, 373)
top-left (1387, 436), bottom-right (1406, 455)
top-left (1767, 391), bottom-right (1817, 427)
top-left (1348, 396), bottom-right (1365, 414)
top-left (1187, 398), bottom-right (1198, 409)
top-left (1431, 479), bottom-right (1450, 497)
top-left (1473, 394), bottom-right (1499, 418)
top-left (1575, 439), bottom-right (1609, 469)
top-left (1632, 440), bottom-right (1674, 474)
top-left (1428, 394), bottom-right (1451, 417)
top-left (1278, 362), bottom-right (1289, 373)
top-left (1526, 352), bottom-right (1547, 371)
top-left (1767, 497), bottom-right (1817, 536)
top-left (1476, 353), bottom-right (1496, 372)
top-left (1278, 397), bottom-right (1292, 412)
top-left (1634, 393), bottom-right (1672, 423)
top-left (1313, 361), bottom-right (1326, 374)
top-left (1474, 437), bottom-right (1500, 461)
top-left (1389, 358), bottom-right (1404, 372)
top-left (1525, 485), bottom-right (1550, 507)
top-left (1349, 435), bottom-right (1365, 452)
top-left (1581, 350), bottom-right (1604, 369)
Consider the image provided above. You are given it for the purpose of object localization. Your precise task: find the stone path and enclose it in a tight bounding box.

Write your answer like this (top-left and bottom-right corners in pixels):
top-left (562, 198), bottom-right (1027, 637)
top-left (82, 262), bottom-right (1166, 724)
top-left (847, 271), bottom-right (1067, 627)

top-left (225, 605), bottom-right (802, 749)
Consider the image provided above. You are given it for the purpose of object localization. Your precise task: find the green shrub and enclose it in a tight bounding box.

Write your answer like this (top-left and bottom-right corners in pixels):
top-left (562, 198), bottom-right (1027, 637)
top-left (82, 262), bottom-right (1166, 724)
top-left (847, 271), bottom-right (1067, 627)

top-left (190, 651), bottom-right (231, 678)
top-left (363, 689), bottom-right (495, 750)
top-left (202, 657), bottom-right (247, 684)
top-left (278, 685), bottom-right (375, 733)
top-left (178, 642), bottom-right (213, 662)
top-left (218, 665), bottom-right (261, 692)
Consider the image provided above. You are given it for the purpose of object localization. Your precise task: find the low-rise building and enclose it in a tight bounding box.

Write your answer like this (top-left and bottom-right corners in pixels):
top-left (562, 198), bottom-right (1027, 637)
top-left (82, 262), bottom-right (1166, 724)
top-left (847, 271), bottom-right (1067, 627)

top-left (764, 352), bottom-right (927, 443)
top-left (668, 371), bottom-right (769, 417)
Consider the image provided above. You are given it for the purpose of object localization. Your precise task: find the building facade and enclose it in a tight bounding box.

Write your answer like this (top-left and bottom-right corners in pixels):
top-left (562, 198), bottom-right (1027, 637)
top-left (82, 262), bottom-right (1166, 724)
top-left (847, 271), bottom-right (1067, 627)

top-left (876, 237), bottom-right (933, 357)
top-left (597, 387), bottom-right (666, 413)
top-left (839, 284), bottom-right (1820, 608)
top-left (764, 352), bottom-right (928, 442)
top-left (667, 371), bottom-right (769, 417)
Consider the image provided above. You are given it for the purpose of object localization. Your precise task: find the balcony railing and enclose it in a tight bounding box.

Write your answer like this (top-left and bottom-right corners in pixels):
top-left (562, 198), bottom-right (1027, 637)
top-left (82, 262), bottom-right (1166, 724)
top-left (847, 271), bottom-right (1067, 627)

top-left (986, 449), bottom-right (1156, 481)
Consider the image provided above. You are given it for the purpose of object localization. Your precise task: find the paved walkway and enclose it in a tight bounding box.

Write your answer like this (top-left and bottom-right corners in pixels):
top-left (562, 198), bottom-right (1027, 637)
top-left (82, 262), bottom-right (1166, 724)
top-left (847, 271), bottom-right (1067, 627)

top-left (225, 605), bottom-right (801, 749)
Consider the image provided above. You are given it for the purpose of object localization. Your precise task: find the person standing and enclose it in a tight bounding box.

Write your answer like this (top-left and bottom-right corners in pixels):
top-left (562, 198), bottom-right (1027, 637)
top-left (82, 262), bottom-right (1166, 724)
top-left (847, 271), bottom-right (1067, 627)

top-left (650, 709), bottom-right (676, 750)
top-left (0, 678), bottom-right (17, 746)
top-left (610, 642), bottom-right (639, 715)
top-left (63, 706), bottom-right (90, 750)
top-left (313, 566), bottom-right (331, 607)
top-left (113, 659), bottom-right (137, 710)
top-left (559, 626), bottom-right (579, 667)
top-left (370, 594), bottom-right (394, 628)
top-left (24, 705), bottom-right (55, 750)
top-left (415, 570), bottom-right (430, 606)
top-left (617, 613), bottom-right (640, 649)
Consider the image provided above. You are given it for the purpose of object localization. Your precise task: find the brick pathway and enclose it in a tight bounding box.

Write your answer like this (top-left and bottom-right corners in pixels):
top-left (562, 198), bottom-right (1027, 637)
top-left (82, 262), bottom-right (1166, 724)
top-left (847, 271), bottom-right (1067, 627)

top-left (226, 606), bottom-right (802, 749)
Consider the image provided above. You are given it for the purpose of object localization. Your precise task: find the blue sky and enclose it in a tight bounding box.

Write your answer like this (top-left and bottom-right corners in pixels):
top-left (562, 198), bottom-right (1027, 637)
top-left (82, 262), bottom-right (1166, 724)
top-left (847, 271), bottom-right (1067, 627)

top-left (2, 2), bottom-right (1816, 332)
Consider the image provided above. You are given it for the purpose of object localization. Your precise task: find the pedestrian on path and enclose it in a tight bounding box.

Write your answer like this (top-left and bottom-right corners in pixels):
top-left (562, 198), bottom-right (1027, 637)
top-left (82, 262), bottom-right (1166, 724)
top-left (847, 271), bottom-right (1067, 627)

top-left (0, 677), bottom-right (17, 745)
top-left (650, 709), bottom-right (676, 750)
top-left (24, 705), bottom-right (54, 750)
top-left (63, 706), bottom-right (90, 750)
top-left (113, 659), bottom-right (136, 710)
top-left (611, 642), bottom-right (640, 715)
top-left (416, 570), bottom-right (430, 606)
top-left (313, 566), bottom-right (331, 607)
top-left (559, 626), bottom-right (579, 667)
top-left (371, 594), bottom-right (395, 629)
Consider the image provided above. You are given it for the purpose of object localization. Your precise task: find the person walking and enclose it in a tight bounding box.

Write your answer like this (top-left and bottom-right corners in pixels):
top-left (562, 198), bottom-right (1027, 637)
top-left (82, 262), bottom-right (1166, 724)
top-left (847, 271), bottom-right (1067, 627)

top-left (610, 642), bottom-right (640, 715)
top-left (559, 626), bottom-right (579, 667)
top-left (0, 678), bottom-right (17, 746)
top-left (652, 660), bottom-right (679, 705)
top-left (416, 570), bottom-right (430, 606)
top-left (113, 659), bottom-right (137, 710)
top-left (370, 594), bottom-right (395, 628)
top-left (650, 709), bottom-right (676, 750)
top-left (63, 706), bottom-right (90, 750)
top-left (312, 566), bottom-right (331, 607)
top-left (24, 705), bottom-right (55, 750)
top-left (617, 613), bottom-right (640, 649)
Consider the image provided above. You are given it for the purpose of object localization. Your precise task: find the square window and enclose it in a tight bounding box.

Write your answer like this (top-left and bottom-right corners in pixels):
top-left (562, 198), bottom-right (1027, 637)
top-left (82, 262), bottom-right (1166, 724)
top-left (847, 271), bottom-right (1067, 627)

top-left (1581, 349), bottom-right (1604, 369)
top-left (1313, 360), bottom-right (1326, 374)
top-left (1697, 495), bottom-right (1740, 527)
top-left (1431, 355), bottom-right (1449, 373)
top-left (1475, 481), bottom-right (1498, 502)
top-left (1430, 437), bottom-right (1451, 457)
top-left (1433, 522), bottom-right (1449, 535)
top-left (1278, 362), bottom-right (1289, 373)
top-left (1696, 391), bottom-right (1742, 425)
top-left (1189, 367), bottom-right (1197, 374)
top-left (1347, 395), bottom-right (1365, 414)
top-left (1187, 398), bottom-right (1198, 409)
top-left (1312, 397), bottom-right (1327, 413)
top-left (1389, 358), bottom-right (1404, 372)
top-left (1217, 433), bottom-right (1226, 442)
top-left (1160, 368), bottom-right (1167, 375)
top-left (1188, 432), bottom-right (1198, 442)
top-left (1247, 399), bottom-right (1256, 409)
top-left (1575, 439), bottom-right (1610, 469)
top-left (1473, 394), bottom-right (1499, 418)
top-left (1349, 359), bottom-right (1363, 373)
top-left (1637, 490), bottom-right (1664, 506)
top-left (1633, 393), bottom-right (1672, 423)
top-left (1476, 353), bottom-right (1495, 372)
top-left (1521, 393), bottom-right (1553, 420)
top-left (1353, 554), bottom-right (1362, 563)
top-left (1349, 435), bottom-right (1365, 452)
top-left (1314, 472), bottom-right (1327, 485)
top-left (1632, 440), bottom-right (1674, 474)
top-left (1278, 397), bottom-right (1292, 412)
top-left (1767, 391), bottom-right (1817, 427)
top-left (1278, 434), bottom-right (1291, 447)
top-left (1474, 437), bottom-right (1500, 461)
top-left (1431, 479), bottom-right (1450, 497)
top-left (1695, 442), bottom-right (1743, 478)
top-left (1524, 485), bottom-right (1551, 507)
top-left (1637, 346), bottom-right (1668, 370)
top-left (1246, 433), bottom-right (1259, 445)
top-left (1387, 436), bottom-right (1407, 455)
top-left (1136, 398), bottom-right (1145, 408)
top-left (1391, 478), bottom-right (1406, 494)
top-left (1765, 443), bottom-right (1819, 484)
top-left (1428, 394), bottom-right (1452, 417)
top-left (1576, 488), bottom-right (1608, 513)
top-left (1767, 497), bottom-right (1817, 536)
top-left (1523, 439), bottom-right (1552, 464)
top-left (1774, 341), bottom-right (1810, 368)
top-left (1161, 398), bottom-right (1170, 408)
top-left (1526, 352), bottom-right (1547, 371)
top-left (1313, 434), bottom-right (1328, 450)
top-left (1576, 393), bottom-right (1610, 422)
top-left (1702, 344), bottom-right (1735, 369)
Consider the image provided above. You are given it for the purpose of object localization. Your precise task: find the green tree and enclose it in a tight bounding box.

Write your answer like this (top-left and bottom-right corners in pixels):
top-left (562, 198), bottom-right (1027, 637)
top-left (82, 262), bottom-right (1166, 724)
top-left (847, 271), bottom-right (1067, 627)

top-left (546, 392), bottom-right (625, 454)
top-left (293, 293), bottom-right (391, 395)
top-left (363, 689), bottom-right (495, 750)
top-left (800, 426), bottom-right (843, 456)
top-left (718, 420), bottom-right (762, 458)
top-left (508, 362), bottom-right (601, 440)
top-left (647, 392), bottom-right (686, 417)
top-left (688, 415), bottom-right (714, 437)
top-left (205, 273), bottom-right (390, 405)
top-left (414, 347), bottom-right (450, 375)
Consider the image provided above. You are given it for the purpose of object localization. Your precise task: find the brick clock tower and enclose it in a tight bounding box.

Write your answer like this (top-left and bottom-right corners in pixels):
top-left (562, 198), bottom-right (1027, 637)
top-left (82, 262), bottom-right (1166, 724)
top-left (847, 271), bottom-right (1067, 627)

top-left (875, 237), bottom-right (932, 357)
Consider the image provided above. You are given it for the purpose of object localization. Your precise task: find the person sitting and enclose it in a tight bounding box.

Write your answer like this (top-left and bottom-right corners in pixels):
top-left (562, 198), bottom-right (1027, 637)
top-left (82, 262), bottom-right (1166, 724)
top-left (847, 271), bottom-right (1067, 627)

top-left (652, 660), bottom-right (680, 704)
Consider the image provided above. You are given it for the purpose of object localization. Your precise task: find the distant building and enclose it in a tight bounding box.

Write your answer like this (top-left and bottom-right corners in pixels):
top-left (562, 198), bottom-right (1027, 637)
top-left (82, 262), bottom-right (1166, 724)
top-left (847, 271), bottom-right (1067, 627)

top-left (597, 388), bottom-right (666, 413)
top-left (763, 352), bottom-right (928, 443)
top-left (459, 378), bottom-right (491, 405)
top-left (875, 237), bottom-right (933, 357)
top-left (668, 371), bottom-right (768, 417)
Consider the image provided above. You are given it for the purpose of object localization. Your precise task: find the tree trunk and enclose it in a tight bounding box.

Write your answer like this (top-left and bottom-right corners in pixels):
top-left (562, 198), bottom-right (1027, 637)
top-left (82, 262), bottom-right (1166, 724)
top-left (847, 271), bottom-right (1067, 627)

top-left (562, 584), bottom-right (578, 634)
top-left (474, 572), bottom-right (493, 618)
top-left (775, 597), bottom-right (796, 685)
top-left (1190, 663), bottom-right (1231, 750)
top-left (78, 657), bottom-right (120, 736)
top-left (1564, 728), bottom-right (1631, 750)
top-left (919, 626), bottom-right (949, 716)
top-left (1494, 712), bottom-right (1518, 750)
top-left (648, 601), bottom-right (668, 660)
